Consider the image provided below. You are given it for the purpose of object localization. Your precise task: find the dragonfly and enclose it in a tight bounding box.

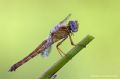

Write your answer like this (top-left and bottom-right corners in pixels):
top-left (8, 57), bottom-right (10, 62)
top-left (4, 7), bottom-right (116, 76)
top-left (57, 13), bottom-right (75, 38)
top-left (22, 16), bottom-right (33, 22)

top-left (9, 14), bottom-right (79, 72)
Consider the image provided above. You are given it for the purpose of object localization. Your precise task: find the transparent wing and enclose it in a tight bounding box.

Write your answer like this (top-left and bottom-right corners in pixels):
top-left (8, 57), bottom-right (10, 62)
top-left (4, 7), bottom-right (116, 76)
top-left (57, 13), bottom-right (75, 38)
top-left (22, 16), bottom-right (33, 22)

top-left (59, 13), bottom-right (71, 25)
top-left (50, 14), bottom-right (71, 33)
top-left (41, 46), bottom-right (52, 57)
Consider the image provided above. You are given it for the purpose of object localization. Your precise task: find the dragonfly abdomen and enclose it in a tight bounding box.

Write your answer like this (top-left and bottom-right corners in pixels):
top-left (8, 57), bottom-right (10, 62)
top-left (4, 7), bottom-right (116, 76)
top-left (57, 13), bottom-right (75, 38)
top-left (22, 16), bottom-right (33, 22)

top-left (9, 39), bottom-right (52, 72)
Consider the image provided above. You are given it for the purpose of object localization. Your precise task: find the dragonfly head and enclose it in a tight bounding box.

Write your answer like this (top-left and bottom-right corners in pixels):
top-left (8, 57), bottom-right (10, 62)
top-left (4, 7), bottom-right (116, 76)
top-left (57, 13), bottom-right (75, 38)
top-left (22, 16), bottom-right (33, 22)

top-left (68, 20), bottom-right (79, 32)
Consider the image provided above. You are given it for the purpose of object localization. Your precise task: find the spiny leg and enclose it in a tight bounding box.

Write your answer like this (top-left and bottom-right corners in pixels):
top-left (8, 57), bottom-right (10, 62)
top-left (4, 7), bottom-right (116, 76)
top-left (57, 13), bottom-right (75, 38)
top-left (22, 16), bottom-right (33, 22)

top-left (56, 37), bottom-right (67, 56)
top-left (57, 47), bottom-right (65, 56)
top-left (57, 48), bottom-right (63, 57)
top-left (69, 34), bottom-right (86, 47)
top-left (68, 34), bottom-right (76, 46)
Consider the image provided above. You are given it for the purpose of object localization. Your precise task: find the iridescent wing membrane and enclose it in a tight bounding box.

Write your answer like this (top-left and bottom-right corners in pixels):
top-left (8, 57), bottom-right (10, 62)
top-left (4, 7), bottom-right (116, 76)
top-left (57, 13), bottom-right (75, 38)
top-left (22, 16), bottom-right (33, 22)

top-left (41, 45), bottom-right (52, 57)
top-left (59, 13), bottom-right (71, 25)
top-left (51, 14), bottom-right (71, 33)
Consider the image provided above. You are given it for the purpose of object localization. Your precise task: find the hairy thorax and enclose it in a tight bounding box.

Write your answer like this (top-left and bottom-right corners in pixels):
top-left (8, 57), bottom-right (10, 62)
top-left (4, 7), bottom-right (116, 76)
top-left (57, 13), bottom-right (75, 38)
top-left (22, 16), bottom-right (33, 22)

top-left (51, 27), bottom-right (70, 43)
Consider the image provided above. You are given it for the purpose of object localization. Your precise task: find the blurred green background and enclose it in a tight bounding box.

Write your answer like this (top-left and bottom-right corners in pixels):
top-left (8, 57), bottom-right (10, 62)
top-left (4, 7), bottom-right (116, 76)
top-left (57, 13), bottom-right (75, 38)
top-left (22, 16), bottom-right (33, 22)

top-left (0, 0), bottom-right (120, 79)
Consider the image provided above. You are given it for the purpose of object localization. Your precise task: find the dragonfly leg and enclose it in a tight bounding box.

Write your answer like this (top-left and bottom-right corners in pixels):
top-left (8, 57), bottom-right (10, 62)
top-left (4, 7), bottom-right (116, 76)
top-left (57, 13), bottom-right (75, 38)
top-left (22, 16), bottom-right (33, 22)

top-left (69, 35), bottom-right (86, 47)
top-left (57, 47), bottom-right (65, 56)
top-left (69, 34), bottom-right (76, 46)
top-left (57, 48), bottom-right (63, 57)
top-left (56, 37), bottom-right (67, 56)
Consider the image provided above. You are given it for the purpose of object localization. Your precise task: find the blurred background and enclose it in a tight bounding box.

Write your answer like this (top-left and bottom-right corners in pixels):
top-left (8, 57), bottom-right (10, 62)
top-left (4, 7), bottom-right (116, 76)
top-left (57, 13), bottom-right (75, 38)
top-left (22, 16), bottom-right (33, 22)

top-left (0, 0), bottom-right (120, 79)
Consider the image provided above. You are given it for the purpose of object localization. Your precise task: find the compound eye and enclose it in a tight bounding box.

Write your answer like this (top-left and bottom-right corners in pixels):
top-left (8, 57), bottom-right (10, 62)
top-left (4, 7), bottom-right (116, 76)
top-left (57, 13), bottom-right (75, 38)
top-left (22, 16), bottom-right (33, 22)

top-left (69, 21), bottom-right (77, 32)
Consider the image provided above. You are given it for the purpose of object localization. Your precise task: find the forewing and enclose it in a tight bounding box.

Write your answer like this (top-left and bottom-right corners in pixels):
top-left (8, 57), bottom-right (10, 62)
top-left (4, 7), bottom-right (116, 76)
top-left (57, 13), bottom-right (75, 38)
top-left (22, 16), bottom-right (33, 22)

top-left (59, 13), bottom-right (71, 25)
top-left (50, 14), bottom-right (71, 33)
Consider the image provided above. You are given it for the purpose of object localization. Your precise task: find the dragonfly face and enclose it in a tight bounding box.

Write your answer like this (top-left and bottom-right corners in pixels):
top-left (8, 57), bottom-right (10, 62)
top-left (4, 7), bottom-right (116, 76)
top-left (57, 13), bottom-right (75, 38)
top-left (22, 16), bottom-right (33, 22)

top-left (68, 20), bottom-right (79, 32)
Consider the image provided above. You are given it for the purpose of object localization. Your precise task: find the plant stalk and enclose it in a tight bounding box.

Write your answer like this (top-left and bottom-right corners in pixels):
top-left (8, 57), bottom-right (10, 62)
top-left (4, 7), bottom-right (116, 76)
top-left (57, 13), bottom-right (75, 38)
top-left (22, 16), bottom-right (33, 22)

top-left (38, 35), bottom-right (94, 79)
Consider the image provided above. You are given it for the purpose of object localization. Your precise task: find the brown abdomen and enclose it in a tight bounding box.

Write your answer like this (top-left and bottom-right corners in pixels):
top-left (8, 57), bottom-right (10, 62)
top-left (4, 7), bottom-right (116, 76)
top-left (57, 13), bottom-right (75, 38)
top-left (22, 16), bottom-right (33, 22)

top-left (9, 40), bottom-right (47, 72)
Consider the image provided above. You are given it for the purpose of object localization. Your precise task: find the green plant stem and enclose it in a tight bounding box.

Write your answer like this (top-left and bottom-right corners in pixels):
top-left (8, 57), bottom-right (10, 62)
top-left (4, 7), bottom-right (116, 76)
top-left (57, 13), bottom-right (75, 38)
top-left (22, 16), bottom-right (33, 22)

top-left (38, 35), bottom-right (94, 79)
